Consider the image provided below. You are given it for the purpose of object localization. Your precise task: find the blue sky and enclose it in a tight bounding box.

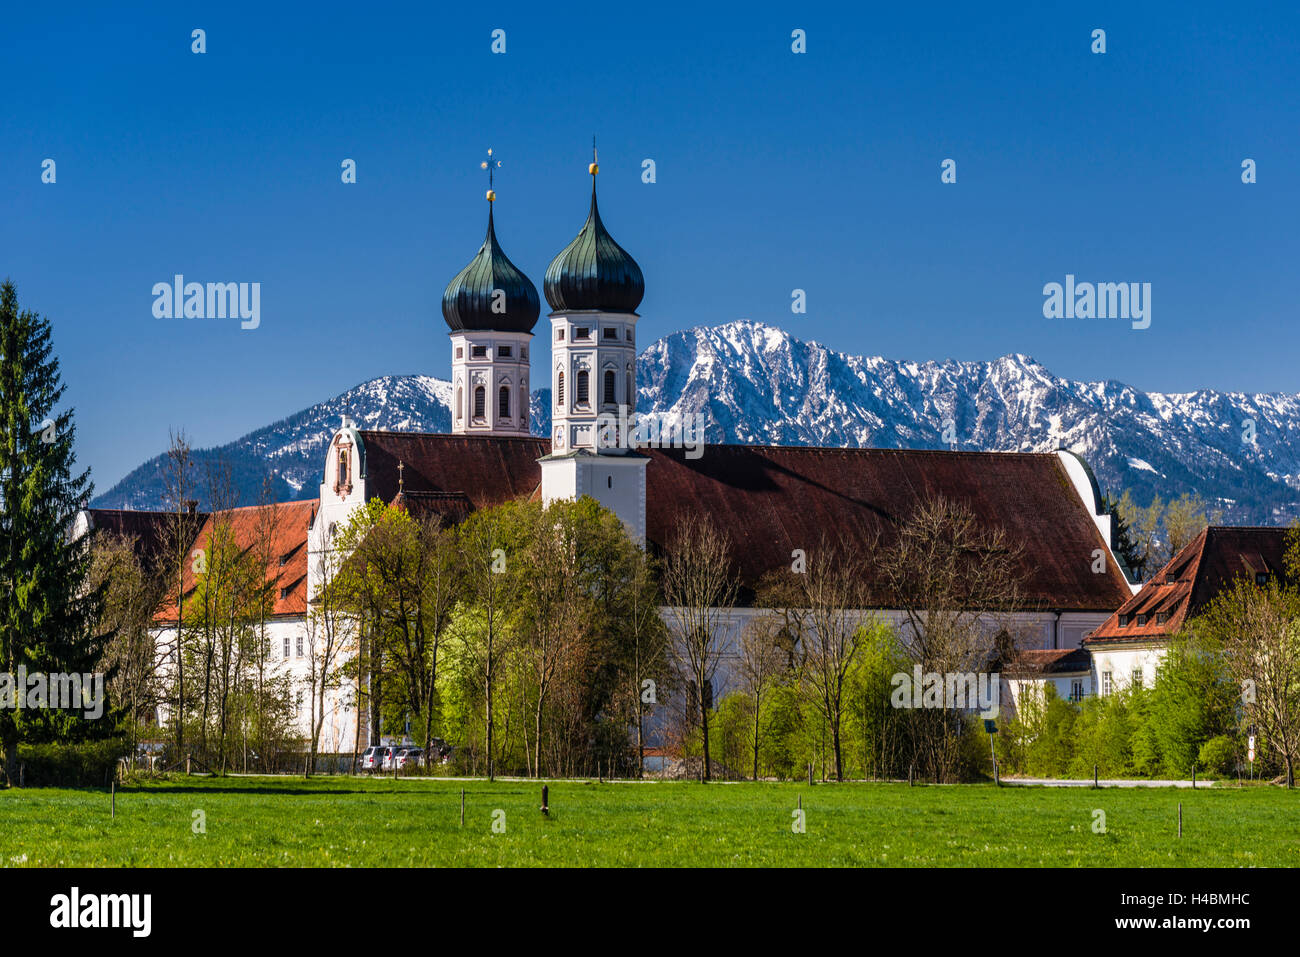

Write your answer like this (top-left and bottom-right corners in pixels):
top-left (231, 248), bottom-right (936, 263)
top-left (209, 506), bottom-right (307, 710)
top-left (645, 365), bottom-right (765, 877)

top-left (4, 1), bottom-right (1298, 490)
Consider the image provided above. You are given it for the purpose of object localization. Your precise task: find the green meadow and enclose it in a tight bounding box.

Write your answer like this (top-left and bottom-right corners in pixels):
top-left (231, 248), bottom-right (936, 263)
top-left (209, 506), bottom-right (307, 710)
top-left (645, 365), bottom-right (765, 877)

top-left (1, 776), bottom-right (1295, 867)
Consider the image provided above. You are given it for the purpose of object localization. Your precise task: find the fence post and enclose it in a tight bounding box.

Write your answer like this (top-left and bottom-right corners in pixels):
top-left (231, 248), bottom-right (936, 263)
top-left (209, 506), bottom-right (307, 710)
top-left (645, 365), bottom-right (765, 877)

top-left (541, 785), bottom-right (549, 816)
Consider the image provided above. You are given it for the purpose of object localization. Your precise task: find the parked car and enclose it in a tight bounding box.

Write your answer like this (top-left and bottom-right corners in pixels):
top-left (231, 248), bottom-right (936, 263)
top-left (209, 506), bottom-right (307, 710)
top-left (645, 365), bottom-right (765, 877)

top-left (394, 747), bottom-right (423, 769)
top-left (360, 745), bottom-right (386, 771)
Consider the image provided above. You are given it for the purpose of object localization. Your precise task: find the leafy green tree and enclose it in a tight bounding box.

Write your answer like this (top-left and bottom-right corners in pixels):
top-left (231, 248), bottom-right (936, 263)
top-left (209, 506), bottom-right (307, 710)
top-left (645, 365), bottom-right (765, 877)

top-left (0, 280), bottom-right (105, 785)
top-left (1142, 632), bottom-right (1236, 776)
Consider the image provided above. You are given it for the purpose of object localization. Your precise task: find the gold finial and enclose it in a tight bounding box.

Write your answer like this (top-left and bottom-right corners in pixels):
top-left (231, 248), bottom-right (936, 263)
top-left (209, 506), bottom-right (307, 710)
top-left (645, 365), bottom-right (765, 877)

top-left (588, 136), bottom-right (598, 176)
top-left (481, 148), bottom-right (501, 201)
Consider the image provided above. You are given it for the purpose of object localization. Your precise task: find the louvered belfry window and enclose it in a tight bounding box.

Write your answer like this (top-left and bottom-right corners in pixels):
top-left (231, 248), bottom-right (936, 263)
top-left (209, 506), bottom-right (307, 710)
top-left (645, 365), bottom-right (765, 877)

top-left (603, 370), bottom-right (616, 405)
top-left (473, 386), bottom-right (486, 419)
top-left (557, 372), bottom-right (564, 405)
top-left (576, 370), bottom-right (589, 405)
top-left (499, 385), bottom-right (510, 419)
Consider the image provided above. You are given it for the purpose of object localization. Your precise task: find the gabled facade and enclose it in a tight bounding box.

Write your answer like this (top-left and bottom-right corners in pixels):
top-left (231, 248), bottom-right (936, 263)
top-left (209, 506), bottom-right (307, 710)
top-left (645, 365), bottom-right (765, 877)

top-left (1084, 525), bottom-right (1291, 696)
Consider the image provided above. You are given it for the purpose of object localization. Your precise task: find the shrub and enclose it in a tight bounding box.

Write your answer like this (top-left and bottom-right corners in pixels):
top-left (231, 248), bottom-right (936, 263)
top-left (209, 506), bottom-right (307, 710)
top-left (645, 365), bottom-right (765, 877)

top-left (1197, 735), bottom-right (1238, 777)
top-left (14, 739), bottom-right (129, 787)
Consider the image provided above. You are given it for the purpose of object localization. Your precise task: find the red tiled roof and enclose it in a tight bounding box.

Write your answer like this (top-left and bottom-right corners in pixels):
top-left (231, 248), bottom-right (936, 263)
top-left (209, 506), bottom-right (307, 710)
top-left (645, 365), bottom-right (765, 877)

top-left (356, 435), bottom-right (1130, 611)
top-left (360, 432), bottom-right (547, 507)
top-left (1005, 647), bottom-right (1092, 676)
top-left (641, 445), bottom-right (1131, 610)
top-left (155, 499), bottom-right (318, 622)
top-left (87, 507), bottom-right (200, 576)
top-left (1086, 526), bottom-right (1290, 645)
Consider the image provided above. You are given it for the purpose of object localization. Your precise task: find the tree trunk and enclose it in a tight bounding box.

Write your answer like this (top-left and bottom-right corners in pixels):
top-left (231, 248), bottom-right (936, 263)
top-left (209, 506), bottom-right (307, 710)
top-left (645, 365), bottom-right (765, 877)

top-left (1, 721), bottom-right (18, 788)
top-left (832, 716), bottom-right (843, 782)
top-left (700, 699), bottom-right (711, 782)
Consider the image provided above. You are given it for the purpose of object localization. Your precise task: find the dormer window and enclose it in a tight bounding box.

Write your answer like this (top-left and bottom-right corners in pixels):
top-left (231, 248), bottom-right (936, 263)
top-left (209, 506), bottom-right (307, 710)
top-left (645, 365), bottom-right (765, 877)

top-left (1156, 612), bottom-right (1169, 624)
top-left (279, 555), bottom-right (289, 567)
top-left (1136, 614), bottom-right (1147, 626)
top-left (1118, 614), bottom-right (1130, 627)
top-left (1256, 572), bottom-right (1268, 585)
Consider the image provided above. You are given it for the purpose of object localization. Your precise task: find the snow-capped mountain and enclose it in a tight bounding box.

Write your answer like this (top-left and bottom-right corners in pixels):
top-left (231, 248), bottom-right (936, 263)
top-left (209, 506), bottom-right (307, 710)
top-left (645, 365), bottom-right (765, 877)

top-left (95, 321), bottom-right (1300, 523)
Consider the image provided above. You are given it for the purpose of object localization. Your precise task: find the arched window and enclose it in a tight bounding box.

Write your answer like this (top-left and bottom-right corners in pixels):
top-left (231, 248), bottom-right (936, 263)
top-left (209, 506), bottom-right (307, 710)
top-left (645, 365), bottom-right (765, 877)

top-left (603, 369), bottom-right (616, 405)
top-left (557, 371), bottom-right (564, 406)
top-left (473, 385), bottom-right (486, 419)
top-left (455, 387), bottom-right (462, 421)
top-left (576, 370), bottom-right (589, 405)
top-left (498, 385), bottom-right (510, 419)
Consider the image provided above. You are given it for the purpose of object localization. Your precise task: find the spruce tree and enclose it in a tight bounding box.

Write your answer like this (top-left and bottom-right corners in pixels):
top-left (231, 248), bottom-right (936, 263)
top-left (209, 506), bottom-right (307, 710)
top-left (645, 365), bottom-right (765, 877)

top-left (0, 280), bottom-right (104, 785)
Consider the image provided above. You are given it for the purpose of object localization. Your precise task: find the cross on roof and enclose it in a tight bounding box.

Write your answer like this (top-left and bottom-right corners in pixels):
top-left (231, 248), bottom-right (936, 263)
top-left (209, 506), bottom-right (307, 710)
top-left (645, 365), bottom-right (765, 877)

top-left (481, 148), bottom-right (501, 192)
top-left (397, 460), bottom-right (405, 493)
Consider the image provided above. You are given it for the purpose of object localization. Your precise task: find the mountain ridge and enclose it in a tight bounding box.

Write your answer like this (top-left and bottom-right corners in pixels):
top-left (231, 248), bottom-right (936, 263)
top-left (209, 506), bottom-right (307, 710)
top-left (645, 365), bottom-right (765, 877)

top-left (93, 320), bottom-right (1300, 524)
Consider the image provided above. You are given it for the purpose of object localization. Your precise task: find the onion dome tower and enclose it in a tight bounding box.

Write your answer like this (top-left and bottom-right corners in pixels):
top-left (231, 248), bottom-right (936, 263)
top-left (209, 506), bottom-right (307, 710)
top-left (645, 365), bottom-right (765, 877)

top-left (539, 142), bottom-right (648, 545)
top-left (442, 149), bottom-right (539, 436)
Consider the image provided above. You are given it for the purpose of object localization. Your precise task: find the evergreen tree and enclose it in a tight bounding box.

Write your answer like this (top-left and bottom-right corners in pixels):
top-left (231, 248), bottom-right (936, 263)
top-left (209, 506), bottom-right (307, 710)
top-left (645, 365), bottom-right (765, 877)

top-left (1101, 491), bottom-right (1144, 581)
top-left (0, 280), bottom-right (104, 785)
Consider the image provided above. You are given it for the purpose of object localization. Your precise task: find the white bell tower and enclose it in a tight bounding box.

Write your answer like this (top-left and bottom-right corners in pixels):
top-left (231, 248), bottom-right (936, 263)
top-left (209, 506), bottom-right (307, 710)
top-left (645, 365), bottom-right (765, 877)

top-left (441, 149), bottom-right (540, 438)
top-left (538, 147), bottom-right (648, 544)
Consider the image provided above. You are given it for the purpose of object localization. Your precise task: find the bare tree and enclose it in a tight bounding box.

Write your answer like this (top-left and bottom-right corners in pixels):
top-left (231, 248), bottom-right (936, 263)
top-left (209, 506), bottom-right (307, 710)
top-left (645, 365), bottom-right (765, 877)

top-left (736, 612), bottom-right (785, 780)
top-left (662, 515), bottom-right (738, 782)
top-left (519, 503), bottom-right (583, 777)
top-left (876, 496), bottom-right (1029, 782)
top-left (1194, 576), bottom-right (1300, 787)
top-left (159, 430), bottom-right (200, 760)
top-left (305, 523), bottom-right (349, 774)
top-left (796, 537), bottom-right (871, 782)
top-left (88, 531), bottom-right (167, 758)
top-left (625, 548), bottom-right (670, 779)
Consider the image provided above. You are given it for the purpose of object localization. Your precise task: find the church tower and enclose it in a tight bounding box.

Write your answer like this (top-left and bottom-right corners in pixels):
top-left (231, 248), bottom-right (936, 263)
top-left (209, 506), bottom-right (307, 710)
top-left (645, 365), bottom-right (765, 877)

top-left (539, 146), bottom-right (649, 543)
top-left (441, 151), bottom-right (540, 436)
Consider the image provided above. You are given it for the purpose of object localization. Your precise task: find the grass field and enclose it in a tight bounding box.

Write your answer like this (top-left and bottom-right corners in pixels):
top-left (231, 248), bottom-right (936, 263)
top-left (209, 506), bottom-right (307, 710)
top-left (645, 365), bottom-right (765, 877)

top-left (1, 776), bottom-right (1296, 867)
